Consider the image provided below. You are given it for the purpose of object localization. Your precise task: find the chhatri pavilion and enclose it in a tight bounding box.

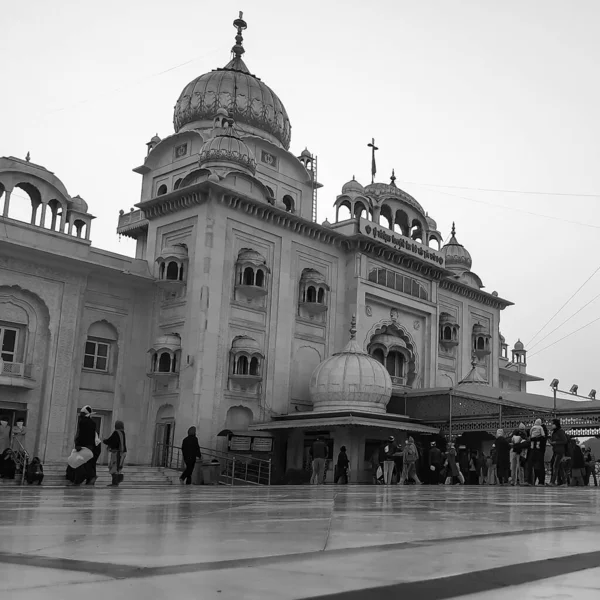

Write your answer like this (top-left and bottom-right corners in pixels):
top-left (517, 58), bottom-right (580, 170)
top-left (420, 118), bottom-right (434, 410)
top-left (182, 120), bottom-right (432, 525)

top-left (1, 13), bottom-right (599, 482)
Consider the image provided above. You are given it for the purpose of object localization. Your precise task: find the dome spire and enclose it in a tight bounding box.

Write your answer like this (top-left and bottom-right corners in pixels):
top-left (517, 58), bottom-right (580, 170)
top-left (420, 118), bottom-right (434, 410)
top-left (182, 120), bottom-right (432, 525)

top-left (232, 11), bottom-right (247, 59)
top-left (349, 314), bottom-right (357, 340)
top-left (390, 169), bottom-right (396, 187)
top-left (451, 221), bottom-right (456, 237)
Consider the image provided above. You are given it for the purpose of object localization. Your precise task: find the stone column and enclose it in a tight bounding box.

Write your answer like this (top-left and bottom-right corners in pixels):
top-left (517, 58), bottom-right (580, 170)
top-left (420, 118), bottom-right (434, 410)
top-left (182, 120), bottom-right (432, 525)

top-left (2, 190), bottom-right (11, 217)
top-left (39, 203), bottom-right (47, 228)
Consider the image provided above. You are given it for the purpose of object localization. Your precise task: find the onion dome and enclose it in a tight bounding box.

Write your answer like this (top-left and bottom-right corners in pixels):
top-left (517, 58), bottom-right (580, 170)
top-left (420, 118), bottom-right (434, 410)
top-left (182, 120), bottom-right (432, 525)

top-left (309, 316), bottom-right (392, 414)
top-left (514, 339), bottom-right (524, 351)
top-left (69, 195), bottom-right (88, 213)
top-left (341, 177), bottom-right (364, 195)
top-left (198, 126), bottom-right (256, 175)
top-left (300, 148), bottom-right (312, 159)
top-left (473, 323), bottom-right (486, 335)
top-left (441, 222), bottom-right (472, 272)
top-left (173, 13), bottom-right (291, 150)
top-left (425, 212), bottom-right (437, 230)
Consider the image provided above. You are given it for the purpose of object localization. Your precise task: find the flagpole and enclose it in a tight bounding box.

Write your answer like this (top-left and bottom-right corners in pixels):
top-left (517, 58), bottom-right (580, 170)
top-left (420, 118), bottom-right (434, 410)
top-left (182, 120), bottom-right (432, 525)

top-left (367, 138), bottom-right (378, 184)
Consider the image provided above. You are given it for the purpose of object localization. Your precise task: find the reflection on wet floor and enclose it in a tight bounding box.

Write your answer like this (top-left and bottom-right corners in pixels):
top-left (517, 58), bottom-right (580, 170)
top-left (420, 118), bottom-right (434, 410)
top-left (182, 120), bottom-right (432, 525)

top-left (1, 486), bottom-right (600, 599)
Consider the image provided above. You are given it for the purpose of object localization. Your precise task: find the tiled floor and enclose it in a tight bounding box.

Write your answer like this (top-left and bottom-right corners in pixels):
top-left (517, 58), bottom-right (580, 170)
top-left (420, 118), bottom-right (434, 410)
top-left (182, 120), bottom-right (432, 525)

top-left (1, 485), bottom-right (600, 599)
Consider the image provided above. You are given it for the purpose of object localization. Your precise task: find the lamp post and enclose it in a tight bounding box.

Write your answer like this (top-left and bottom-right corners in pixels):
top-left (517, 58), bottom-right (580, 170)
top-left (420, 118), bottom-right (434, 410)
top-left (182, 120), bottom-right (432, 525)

top-left (441, 374), bottom-right (454, 442)
top-left (550, 379), bottom-right (559, 418)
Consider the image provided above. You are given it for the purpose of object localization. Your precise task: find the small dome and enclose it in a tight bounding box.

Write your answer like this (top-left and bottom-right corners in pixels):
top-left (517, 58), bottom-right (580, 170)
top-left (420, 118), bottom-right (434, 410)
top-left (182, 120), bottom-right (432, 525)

top-left (237, 248), bottom-right (266, 266)
top-left (231, 335), bottom-right (262, 354)
top-left (473, 323), bottom-right (486, 334)
top-left (69, 195), bottom-right (88, 213)
top-left (341, 177), bottom-right (364, 195)
top-left (425, 213), bottom-right (437, 230)
top-left (441, 223), bottom-right (472, 272)
top-left (157, 245), bottom-right (188, 262)
top-left (514, 339), bottom-right (524, 351)
top-left (151, 334), bottom-right (181, 352)
top-left (300, 148), bottom-right (312, 158)
top-left (300, 268), bottom-right (327, 286)
top-left (439, 312), bottom-right (454, 325)
top-left (199, 132), bottom-right (256, 175)
top-left (149, 134), bottom-right (161, 144)
top-left (309, 318), bottom-right (392, 414)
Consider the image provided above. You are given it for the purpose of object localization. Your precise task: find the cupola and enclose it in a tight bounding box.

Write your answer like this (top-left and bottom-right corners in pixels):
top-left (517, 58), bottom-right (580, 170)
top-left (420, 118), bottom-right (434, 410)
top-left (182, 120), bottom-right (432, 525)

top-left (309, 316), bottom-right (392, 413)
top-left (441, 223), bottom-right (472, 273)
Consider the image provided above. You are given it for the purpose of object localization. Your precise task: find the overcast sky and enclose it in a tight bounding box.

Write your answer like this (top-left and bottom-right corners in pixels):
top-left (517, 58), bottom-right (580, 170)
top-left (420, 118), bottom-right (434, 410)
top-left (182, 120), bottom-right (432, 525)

top-left (2, 0), bottom-right (600, 399)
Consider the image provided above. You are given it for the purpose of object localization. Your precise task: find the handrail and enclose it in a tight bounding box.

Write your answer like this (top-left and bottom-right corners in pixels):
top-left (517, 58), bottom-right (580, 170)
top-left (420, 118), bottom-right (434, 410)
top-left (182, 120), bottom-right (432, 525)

top-left (154, 443), bottom-right (271, 485)
top-left (11, 437), bottom-right (30, 485)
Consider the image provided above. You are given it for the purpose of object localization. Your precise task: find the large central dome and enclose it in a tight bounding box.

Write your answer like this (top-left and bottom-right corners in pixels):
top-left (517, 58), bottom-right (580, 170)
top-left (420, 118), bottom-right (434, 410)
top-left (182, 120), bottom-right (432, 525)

top-left (173, 14), bottom-right (291, 150)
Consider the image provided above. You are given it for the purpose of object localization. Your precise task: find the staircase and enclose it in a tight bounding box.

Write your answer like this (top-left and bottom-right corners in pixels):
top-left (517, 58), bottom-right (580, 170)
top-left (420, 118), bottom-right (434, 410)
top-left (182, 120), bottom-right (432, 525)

top-left (1, 463), bottom-right (182, 487)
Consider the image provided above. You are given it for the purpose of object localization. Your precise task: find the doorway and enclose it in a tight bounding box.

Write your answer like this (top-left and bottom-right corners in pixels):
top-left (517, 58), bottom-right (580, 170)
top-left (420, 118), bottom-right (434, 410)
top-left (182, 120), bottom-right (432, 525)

top-left (153, 404), bottom-right (176, 467)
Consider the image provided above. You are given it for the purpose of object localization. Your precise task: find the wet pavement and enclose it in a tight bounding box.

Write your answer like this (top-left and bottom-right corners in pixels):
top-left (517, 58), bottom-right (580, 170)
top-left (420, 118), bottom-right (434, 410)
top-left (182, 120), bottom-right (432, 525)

top-left (1, 485), bottom-right (600, 598)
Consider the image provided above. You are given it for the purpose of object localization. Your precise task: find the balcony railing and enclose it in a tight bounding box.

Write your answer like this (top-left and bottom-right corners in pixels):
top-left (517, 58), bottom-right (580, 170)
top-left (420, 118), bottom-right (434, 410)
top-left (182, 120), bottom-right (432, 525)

top-left (117, 209), bottom-right (149, 237)
top-left (1, 362), bottom-right (33, 378)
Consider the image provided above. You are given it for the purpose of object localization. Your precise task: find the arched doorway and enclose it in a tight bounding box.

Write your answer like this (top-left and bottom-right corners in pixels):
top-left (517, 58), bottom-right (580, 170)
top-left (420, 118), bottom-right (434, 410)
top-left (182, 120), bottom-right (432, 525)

top-left (153, 404), bottom-right (175, 467)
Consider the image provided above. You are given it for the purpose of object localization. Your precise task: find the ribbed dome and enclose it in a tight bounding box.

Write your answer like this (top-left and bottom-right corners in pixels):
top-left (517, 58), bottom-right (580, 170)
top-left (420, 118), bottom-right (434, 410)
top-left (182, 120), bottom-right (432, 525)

top-left (199, 133), bottom-right (256, 175)
top-left (309, 318), bottom-right (392, 413)
top-left (441, 223), bottom-right (472, 272)
top-left (341, 178), bottom-right (364, 195)
top-left (69, 195), bottom-right (88, 213)
top-left (174, 65), bottom-right (290, 150)
top-left (514, 339), bottom-right (524, 351)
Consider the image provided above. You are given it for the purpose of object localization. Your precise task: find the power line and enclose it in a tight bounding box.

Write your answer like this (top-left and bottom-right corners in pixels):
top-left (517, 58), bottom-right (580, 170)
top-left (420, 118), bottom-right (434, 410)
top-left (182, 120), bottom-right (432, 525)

top-left (525, 264), bottom-right (600, 347)
top-left (400, 180), bottom-right (600, 198)
top-left (528, 315), bottom-right (600, 359)
top-left (528, 291), bottom-right (600, 351)
top-left (403, 183), bottom-right (600, 231)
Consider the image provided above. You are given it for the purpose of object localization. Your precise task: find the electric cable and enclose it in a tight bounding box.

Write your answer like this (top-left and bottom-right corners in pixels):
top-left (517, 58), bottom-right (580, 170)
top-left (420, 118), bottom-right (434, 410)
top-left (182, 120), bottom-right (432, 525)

top-left (528, 315), bottom-right (600, 359)
top-left (528, 291), bottom-right (600, 351)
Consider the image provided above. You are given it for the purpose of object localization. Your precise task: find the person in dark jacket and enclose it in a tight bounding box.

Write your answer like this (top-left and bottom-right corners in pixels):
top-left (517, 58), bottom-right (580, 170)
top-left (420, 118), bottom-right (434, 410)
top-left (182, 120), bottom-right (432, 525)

top-left (73, 405), bottom-right (97, 486)
top-left (103, 420), bottom-right (127, 487)
top-left (549, 418), bottom-right (568, 486)
top-left (0, 449), bottom-right (16, 479)
top-left (380, 436), bottom-right (398, 485)
top-left (335, 446), bottom-right (350, 484)
top-left (495, 429), bottom-right (511, 485)
top-left (180, 427), bottom-right (202, 485)
top-left (569, 440), bottom-right (586, 486)
top-left (526, 419), bottom-right (547, 486)
top-left (26, 457), bottom-right (44, 485)
top-left (428, 442), bottom-right (443, 485)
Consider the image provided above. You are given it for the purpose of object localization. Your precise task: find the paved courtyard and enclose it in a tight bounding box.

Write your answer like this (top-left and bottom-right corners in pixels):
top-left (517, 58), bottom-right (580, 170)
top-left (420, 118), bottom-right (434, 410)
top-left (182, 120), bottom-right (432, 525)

top-left (1, 485), bottom-right (600, 599)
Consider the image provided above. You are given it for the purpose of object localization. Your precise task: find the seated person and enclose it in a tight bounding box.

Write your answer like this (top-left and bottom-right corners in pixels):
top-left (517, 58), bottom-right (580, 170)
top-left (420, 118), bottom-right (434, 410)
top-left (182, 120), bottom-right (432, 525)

top-left (26, 457), bottom-right (44, 485)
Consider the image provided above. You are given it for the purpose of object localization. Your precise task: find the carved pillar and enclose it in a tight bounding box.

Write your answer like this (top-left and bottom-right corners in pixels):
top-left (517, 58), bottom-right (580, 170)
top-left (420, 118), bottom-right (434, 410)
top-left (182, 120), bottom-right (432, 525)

top-left (60, 206), bottom-right (67, 232)
top-left (39, 203), bottom-right (47, 228)
top-left (2, 190), bottom-right (11, 217)
top-left (85, 219), bottom-right (91, 240)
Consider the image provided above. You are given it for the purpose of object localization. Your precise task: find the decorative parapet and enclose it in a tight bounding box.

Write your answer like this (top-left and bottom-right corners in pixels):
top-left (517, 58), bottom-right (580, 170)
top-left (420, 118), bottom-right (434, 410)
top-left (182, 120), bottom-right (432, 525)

top-left (117, 209), bottom-right (149, 238)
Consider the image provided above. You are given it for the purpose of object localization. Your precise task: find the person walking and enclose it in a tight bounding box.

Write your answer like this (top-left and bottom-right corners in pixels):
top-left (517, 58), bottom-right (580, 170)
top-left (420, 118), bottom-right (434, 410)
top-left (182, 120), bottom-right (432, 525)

top-left (428, 442), bottom-right (443, 485)
top-left (584, 446), bottom-right (597, 486)
top-left (310, 437), bottom-right (328, 485)
top-left (510, 431), bottom-right (526, 486)
top-left (569, 440), bottom-right (586, 487)
top-left (487, 445), bottom-right (497, 485)
top-left (335, 445), bottom-right (350, 484)
top-left (180, 427), bottom-right (202, 485)
top-left (549, 419), bottom-right (568, 486)
top-left (0, 417), bottom-right (11, 453)
top-left (399, 436), bottom-right (421, 485)
top-left (477, 451), bottom-right (487, 485)
top-left (72, 405), bottom-right (97, 486)
top-left (444, 442), bottom-right (464, 485)
top-left (103, 421), bottom-right (127, 487)
top-left (380, 436), bottom-right (398, 485)
top-left (468, 451), bottom-right (479, 485)
top-left (495, 429), bottom-right (511, 485)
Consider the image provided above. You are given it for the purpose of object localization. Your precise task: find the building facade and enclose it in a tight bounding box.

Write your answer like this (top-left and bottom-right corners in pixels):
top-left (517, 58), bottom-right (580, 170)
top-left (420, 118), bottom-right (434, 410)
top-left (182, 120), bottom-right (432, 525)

top-left (4, 15), bottom-right (592, 481)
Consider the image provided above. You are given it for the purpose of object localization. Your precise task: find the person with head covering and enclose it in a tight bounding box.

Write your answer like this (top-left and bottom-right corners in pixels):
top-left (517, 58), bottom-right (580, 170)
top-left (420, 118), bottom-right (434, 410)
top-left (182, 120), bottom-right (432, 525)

top-left (495, 429), bottom-right (511, 485)
top-left (583, 445), bottom-right (597, 486)
top-left (380, 436), bottom-right (398, 485)
top-left (549, 418), bottom-right (568, 486)
top-left (0, 417), bottom-right (10, 453)
top-left (103, 421), bottom-right (127, 487)
top-left (525, 418), bottom-right (546, 486)
top-left (72, 405), bottom-right (97, 486)
top-left (568, 438), bottom-right (586, 486)
top-left (510, 425), bottom-right (527, 486)
top-left (335, 445), bottom-right (350, 484)
top-left (487, 444), bottom-right (497, 485)
top-left (399, 436), bottom-right (421, 485)
top-left (0, 448), bottom-right (16, 479)
top-left (26, 457), bottom-right (44, 485)
top-left (428, 441), bottom-right (443, 485)
top-left (180, 426), bottom-right (202, 485)
top-left (310, 437), bottom-right (329, 485)
top-left (444, 441), bottom-right (464, 485)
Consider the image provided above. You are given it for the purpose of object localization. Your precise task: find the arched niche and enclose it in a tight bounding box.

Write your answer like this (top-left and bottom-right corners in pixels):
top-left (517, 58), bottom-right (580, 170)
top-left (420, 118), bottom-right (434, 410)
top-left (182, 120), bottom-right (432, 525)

top-left (290, 346), bottom-right (321, 405)
top-left (224, 406), bottom-right (254, 431)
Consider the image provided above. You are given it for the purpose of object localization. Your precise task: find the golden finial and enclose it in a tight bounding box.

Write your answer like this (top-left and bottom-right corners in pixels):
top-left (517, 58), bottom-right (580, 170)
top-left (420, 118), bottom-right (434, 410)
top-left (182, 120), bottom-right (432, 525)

top-left (232, 11), bottom-right (247, 59)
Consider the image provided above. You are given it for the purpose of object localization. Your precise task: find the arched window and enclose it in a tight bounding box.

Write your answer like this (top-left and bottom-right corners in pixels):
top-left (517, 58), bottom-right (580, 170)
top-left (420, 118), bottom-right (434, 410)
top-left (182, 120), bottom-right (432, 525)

top-left (372, 348), bottom-right (385, 364)
top-left (166, 262), bottom-right (179, 280)
top-left (443, 326), bottom-right (452, 341)
top-left (317, 288), bottom-right (325, 303)
top-left (255, 269), bottom-right (265, 287)
top-left (385, 351), bottom-right (405, 378)
top-left (477, 337), bottom-right (485, 350)
top-left (158, 352), bottom-right (172, 372)
top-left (249, 357), bottom-right (260, 376)
top-left (243, 267), bottom-right (255, 286)
top-left (306, 286), bottom-right (317, 303)
top-left (157, 184), bottom-right (168, 196)
top-left (174, 178), bottom-right (182, 190)
top-left (283, 195), bottom-right (295, 213)
top-left (235, 355), bottom-right (249, 375)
